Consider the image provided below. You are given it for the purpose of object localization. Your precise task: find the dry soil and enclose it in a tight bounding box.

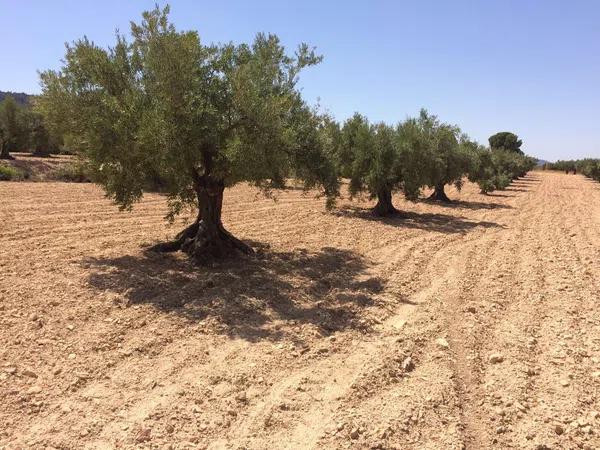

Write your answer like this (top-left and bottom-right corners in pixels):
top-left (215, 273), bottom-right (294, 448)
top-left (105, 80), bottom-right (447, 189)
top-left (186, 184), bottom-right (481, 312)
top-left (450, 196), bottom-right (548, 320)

top-left (1, 171), bottom-right (599, 449)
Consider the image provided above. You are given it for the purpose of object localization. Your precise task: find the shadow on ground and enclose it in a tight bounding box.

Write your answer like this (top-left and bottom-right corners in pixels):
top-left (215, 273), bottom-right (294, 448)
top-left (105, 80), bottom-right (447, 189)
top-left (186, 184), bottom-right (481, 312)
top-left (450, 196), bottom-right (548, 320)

top-left (516, 176), bottom-right (541, 183)
top-left (85, 245), bottom-right (388, 345)
top-left (418, 199), bottom-right (513, 210)
top-left (486, 193), bottom-right (514, 198)
top-left (332, 207), bottom-right (504, 233)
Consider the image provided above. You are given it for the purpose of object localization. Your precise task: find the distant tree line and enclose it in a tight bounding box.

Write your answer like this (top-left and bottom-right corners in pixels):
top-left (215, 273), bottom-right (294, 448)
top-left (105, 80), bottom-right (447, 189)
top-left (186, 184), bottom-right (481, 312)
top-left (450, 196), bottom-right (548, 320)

top-left (0, 91), bottom-right (31, 105)
top-left (36, 5), bottom-right (537, 263)
top-left (0, 94), bottom-right (63, 159)
top-left (547, 159), bottom-right (600, 181)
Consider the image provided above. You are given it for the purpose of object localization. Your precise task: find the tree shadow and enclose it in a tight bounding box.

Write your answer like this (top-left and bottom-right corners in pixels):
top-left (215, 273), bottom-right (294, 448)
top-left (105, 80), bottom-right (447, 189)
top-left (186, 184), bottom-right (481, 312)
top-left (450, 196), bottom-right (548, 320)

top-left (516, 176), bottom-right (541, 183)
top-left (83, 245), bottom-right (388, 346)
top-left (504, 187), bottom-right (529, 192)
top-left (486, 192), bottom-right (514, 198)
top-left (332, 207), bottom-right (503, 233)
top-left (417, 199), bottom-right (513, 210)
top-left (582, 177), bottom-right (600, 184)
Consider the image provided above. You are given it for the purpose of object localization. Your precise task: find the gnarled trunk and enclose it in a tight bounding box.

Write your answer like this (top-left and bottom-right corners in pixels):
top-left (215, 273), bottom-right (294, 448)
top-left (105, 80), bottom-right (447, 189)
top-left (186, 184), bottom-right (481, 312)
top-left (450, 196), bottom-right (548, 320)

top-left (428, 183), bottom-right (451, 202)
top-left (150, 177), bottom-right (253, 263)
top-left (372, 188), bottom-right (398, 216)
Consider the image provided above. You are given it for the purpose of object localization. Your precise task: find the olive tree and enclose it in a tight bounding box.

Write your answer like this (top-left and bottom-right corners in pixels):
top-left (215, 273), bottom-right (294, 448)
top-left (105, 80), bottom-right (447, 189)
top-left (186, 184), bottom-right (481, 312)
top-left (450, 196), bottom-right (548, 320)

top-left (336, 114), bottom-right (425, 216)
top-left (0, 96), bottom-right (25, 159)
top-left (468, 145), bottom-right (536, 194)
top-left (25, 107), bottom-right (60, 156)
top-left (38, 6), bottom-right (338, 262)
top-left (403, 109), bottom-right (469, 202)
top-left (467, 145), bottom-right (498, 194)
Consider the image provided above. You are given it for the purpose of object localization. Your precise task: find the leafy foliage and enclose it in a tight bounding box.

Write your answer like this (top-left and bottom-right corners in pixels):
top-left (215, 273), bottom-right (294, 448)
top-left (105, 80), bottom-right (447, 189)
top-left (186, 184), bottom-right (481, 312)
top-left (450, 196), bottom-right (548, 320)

top-left (0, 96), bottom-right (26, 158)
top-left (549, 159), bottom-right (600, 181)
top-left (332, 113), bottom-right (426, 215)
top-left (38, 5), bottom-right (338, 219)
top-left (0, 164), bottom-right (26, 181)
top-left (467, 145), bottom-right (536, 193)
top-left (401, 110), bottom-right (470, 201)
top-left (489, 131), bottom-right (523, 154)
top-left (0, 95), bottom-right (62, 158)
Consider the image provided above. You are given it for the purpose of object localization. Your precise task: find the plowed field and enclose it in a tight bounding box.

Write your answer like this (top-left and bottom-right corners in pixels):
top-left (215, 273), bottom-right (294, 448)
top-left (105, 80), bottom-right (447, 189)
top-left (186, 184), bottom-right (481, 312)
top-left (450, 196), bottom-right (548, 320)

top-left (1, 171), bottom-right (599, 449)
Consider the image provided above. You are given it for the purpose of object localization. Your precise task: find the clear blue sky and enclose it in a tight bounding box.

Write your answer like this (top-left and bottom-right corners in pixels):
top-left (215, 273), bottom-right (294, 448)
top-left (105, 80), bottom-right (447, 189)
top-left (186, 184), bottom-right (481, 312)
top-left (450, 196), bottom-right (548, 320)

top-left (2, 0), bottom-right (599, 161)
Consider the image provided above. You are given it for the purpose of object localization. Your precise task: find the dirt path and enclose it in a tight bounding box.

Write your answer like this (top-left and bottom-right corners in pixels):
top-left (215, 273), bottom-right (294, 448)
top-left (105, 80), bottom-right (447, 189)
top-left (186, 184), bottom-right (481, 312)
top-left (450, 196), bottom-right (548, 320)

top-left (1, 172), bottom-right (599, 449)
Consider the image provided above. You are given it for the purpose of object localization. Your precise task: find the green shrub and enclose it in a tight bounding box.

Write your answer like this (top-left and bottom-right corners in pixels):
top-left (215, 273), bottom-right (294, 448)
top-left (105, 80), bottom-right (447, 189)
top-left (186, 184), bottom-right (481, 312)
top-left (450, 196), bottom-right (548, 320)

top-left (476, 179), bottom-right (496, 194)
top-left (494, 173), bottom-right (511, 190)
top-left (0, 165), bottom-right (26, 181)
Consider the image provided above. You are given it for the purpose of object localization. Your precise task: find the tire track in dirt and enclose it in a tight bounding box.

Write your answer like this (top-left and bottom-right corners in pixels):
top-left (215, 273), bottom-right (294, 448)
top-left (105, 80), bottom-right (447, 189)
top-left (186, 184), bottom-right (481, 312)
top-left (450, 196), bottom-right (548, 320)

top-left (443, 173), bottom-right (600, 449)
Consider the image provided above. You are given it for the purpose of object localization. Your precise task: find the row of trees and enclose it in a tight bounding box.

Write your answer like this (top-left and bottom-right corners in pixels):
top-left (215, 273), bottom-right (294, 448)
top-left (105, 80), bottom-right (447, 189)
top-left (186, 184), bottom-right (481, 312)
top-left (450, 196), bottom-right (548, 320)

top-left (468, 145), bottom-right (537, 194)
top-left (0, 95), bottom-right (61, 159)
top-left (548, 159), bottom-right (600, 181)
top-left (324, 112), bottom-right (536, 215)
top-left (37, 6), bottom-right (536, 262)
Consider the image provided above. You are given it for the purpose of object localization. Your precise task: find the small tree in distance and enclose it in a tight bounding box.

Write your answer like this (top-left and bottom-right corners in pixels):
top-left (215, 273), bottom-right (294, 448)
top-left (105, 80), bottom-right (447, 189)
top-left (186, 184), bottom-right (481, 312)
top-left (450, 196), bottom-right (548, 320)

top-left (38, 5), bottom-right (338, 263)
top-left (489, 131), bottom-right (523, 154)
top-left (467, 145), bottom-right (536, 194)
top-left (0, 96), bottom-right (24, 160)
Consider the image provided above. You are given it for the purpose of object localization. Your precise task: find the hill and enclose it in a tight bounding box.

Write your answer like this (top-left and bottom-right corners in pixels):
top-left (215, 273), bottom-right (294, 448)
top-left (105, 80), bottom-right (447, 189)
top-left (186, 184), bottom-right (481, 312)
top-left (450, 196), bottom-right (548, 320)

top-left (536, 159), bottom-right (551, 167)
top-left (0, 91), bottom-right (33, 106)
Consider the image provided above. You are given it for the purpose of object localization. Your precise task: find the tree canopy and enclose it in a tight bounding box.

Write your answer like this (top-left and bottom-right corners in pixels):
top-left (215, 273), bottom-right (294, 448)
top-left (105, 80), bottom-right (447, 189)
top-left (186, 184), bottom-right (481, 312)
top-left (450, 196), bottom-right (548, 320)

top-left (488, 131), bottom-right (523, 154)
top-left (37, 5), bottom-right (338, 262)
top-left (0, 96), bottom-right (25, 159)
top-left (467, 145), bottom-right (536, 194)
top-left (0, 95), bottom-right (60, 158)
top-left (333, 114), bottom-right (425, 216)
top-left (402, 109), bottom-right (471, 202)
top-left (33, 5), bottom-right (544, 265)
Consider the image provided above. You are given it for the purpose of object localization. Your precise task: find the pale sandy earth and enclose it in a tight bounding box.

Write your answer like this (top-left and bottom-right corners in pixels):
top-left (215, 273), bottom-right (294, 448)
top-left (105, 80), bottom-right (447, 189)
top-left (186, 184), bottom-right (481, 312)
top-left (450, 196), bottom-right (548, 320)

top-left (0, 171), bottom-right (599, 449)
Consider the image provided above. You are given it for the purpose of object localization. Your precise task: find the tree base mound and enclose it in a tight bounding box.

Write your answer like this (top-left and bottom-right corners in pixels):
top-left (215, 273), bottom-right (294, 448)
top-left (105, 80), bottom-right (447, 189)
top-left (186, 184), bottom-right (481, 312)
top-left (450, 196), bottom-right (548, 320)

top-left (372, 203), bottom-right (400, 217)
top-left (372, 189), bottom-right (400, 216)
top-left (428, 187), bottom-right (452, 202)
top-left (149, 220), bottom-right (254, 264)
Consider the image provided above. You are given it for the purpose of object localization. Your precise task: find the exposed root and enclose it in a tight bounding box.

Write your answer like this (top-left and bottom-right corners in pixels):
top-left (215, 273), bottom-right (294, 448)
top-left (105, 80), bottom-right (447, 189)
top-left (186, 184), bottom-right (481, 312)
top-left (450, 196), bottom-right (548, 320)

top-left (428, 186), bottom-right (452, 202)
top-left (149, 220), bottom-right (254, 264)
top-left (372, 189), bottom-right (400, 216)
top-left (372, 203), bottom-right (400, 217)
top-left (181, 222), bottom-right (254, 264)
top-left (149, 221), bottom-right (199, 253)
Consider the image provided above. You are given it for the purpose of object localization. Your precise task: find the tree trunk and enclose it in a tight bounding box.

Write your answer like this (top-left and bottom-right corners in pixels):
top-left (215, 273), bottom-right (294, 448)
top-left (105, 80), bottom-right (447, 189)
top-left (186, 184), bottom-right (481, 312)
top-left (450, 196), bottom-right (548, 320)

top-left (150, 177), bottom-right (253, 263)
top-left (372, 189), bottom-right (398, 216)
top-left (0, 142), bottom-right (13, 160)
top-left (428, 183), bottom-right (451, 202)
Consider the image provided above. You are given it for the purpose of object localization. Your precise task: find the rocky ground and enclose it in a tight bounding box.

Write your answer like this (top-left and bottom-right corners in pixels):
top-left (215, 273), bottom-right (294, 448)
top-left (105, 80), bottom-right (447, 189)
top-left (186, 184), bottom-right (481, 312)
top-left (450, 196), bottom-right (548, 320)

top-left (0, 171), bottom-right (599, 449)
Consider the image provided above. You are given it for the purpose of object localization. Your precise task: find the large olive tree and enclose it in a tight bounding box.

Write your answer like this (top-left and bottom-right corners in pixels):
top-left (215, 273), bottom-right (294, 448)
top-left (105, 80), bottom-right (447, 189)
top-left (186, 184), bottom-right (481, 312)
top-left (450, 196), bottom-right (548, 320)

top-left (38, 6), bottom-right (338, 262)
